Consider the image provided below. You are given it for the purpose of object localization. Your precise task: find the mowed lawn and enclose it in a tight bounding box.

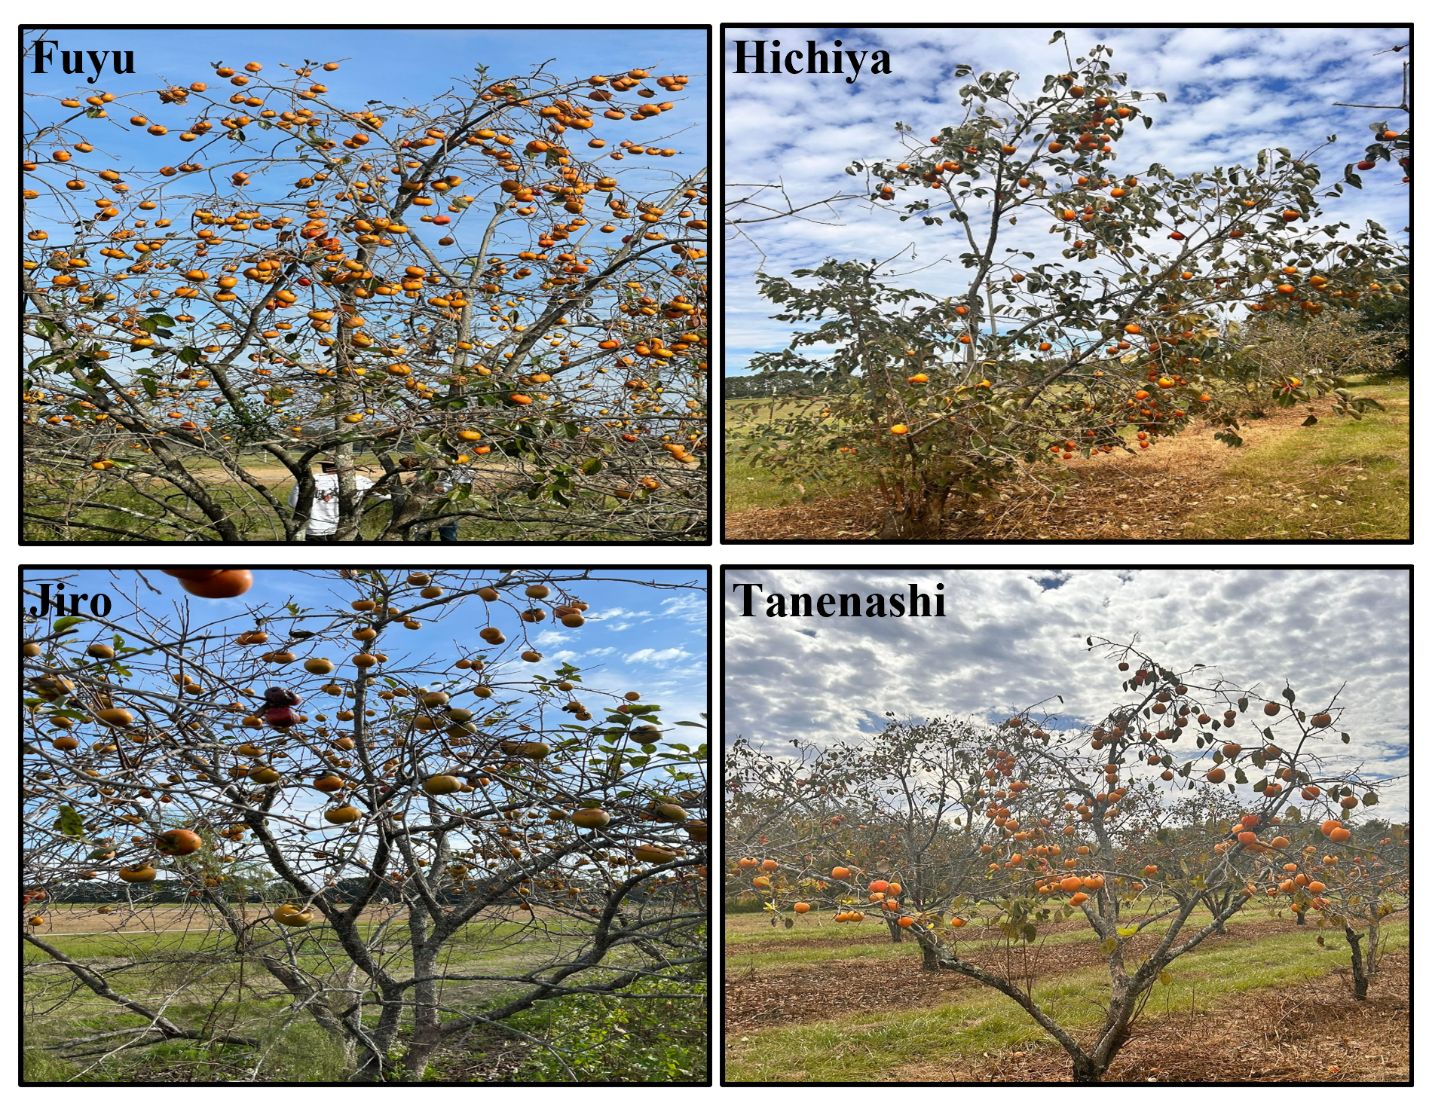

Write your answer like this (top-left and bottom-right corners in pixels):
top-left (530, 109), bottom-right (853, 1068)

top-left (22, 452), bottom-right (696, 542)
top-left (24, 912), bottom-right (565, 1083)
top-left (24, 907), bottom-right (706, 1083)
top-left (723, 909), bottom-right (1410, 1083)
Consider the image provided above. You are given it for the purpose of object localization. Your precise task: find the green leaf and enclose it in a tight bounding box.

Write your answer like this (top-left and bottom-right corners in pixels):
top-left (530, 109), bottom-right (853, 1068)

top-left (51, 616), bottom-right (86, 632)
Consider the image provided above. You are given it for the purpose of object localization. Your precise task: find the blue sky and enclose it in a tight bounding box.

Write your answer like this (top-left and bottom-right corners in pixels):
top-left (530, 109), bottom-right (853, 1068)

top-left (725, 569), bottom-right (1410, 819)
top-left (24, 27), bottom-right (707, 187)
top-left (724, 26), bottom-right (1410, 375)
top-left (25, 567), bottom-right (709, 731)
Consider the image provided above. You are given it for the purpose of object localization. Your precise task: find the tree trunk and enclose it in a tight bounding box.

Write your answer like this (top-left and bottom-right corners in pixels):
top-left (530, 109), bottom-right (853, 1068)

top-left (1345, 925), bottom-right (1369, 1000)
top-left (353, 994), bottom-right (406, 1082)
top-left (879, 480), bottom-right (952, 539)
top-left (1295, 908), bottom-right (1307, 926)
top-left (886, 916), bottom-right (903, 942)
top-left (401, 917), bottom-right (442, 1078)
top-left (920, 939), bottom-right (942, 972)
top-left (1071, 1054), bottom-right (1106, 1083)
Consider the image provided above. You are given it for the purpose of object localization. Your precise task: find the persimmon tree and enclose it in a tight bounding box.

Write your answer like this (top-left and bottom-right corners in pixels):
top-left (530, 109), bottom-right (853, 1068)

top-left (23, 44), bottom-right (708, 542)
top-left (1235, 306), bottom-right (1405, 403)
top-left (742, 32), bottom-right (1407, 537)
top-left (22, 568), bottom-right (708, 1082)
top-left (1266, 818), bottom-right (1409, 998)
top-left (730, 639), bottom-right (1397, 1082)
top-left (728, 719), bottom-right (991, 955)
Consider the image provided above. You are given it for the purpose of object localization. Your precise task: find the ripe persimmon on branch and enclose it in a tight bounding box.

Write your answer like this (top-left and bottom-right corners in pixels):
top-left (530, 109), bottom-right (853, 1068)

top-left (22, 569), bottom-right (709, 1082)
top-left (1334, 40), bottom-right (1410, 189)
top-left (727, 638), bottom-right (1400, 1083)
top-left (23, 44), bottom-right (708, 542)
top-left (742, 32), bottom-right (1407, 538)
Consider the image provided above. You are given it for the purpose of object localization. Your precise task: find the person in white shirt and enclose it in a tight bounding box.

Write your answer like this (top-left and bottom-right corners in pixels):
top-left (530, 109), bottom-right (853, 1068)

top-left (432, 463), bottom-right (476, 543)
top-left (289, 461), bottom-right (379, 542)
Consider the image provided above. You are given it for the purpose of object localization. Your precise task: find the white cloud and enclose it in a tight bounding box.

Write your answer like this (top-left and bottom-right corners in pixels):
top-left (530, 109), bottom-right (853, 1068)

top-left (591, 606), bottom-right (653, 633)
top-left (660, 592), bottom-right (708, 623)
top-left (627, 647), bottom-right (692, 665)
top-left (724, 569), bottom-right (1410, 818)
top-left (724, 26), bottom-right (1411, 373)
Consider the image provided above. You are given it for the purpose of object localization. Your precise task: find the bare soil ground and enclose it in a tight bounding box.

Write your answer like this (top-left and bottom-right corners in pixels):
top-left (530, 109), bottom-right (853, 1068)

top-left (725, 396), bottom-right (1362, 541)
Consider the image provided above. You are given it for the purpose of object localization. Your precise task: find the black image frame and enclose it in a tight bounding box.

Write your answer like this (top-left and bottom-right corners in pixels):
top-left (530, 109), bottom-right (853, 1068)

top-left (717, 563), bottom-right (1413, 1085)
top-left (718, 23), bottom-right (1414, 545)
top-left (19, 562), bottom-right (715, 1087)
top-left (18, 24), bottom-right (714, 548)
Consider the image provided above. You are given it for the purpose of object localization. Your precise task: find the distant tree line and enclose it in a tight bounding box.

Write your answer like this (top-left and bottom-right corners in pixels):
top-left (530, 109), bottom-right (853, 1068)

top-left (725, 370), bottom-right (838, 399)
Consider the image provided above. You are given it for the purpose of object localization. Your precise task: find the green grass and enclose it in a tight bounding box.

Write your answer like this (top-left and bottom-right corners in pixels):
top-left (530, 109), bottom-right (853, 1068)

top-left (726, 919), bottom-right (1408, 1082)
top-left (1183, 376), bottom-right (1408, 539)
top-left (725, 908), bottom-right (1283, 971)
top-left (25, 912), bottom-right (703, 1083)
top-left (23, 467), bottom-right (690, 543)
top-left (487, 977), bottom-right (708, 1083)
top-left (724, 397), bottom-right (873, 513)
top-left (25, 913), bottom-right (544, 961)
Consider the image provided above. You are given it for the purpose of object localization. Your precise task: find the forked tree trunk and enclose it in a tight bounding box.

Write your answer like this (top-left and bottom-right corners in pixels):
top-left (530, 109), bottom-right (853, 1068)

top-left (879, 480), bottom-right (952, 539)
top-left (1071, 1055), bottom-right (1107, 1083)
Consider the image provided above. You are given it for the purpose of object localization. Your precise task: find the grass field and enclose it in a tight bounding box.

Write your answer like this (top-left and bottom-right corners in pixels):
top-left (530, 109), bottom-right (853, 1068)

top-left (724, 376), bottom-right (1409, 540)
top-left (24, 905), bottom-right (707, 1083)
top-left (723, 909), bottom-right (1409, 1083)
top-left (23, 467), bottom-right (673, 543)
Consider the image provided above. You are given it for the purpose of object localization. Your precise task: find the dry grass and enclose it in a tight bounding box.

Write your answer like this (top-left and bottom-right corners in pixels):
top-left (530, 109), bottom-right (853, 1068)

top-left (726, 381), bottom-right (1408, 541)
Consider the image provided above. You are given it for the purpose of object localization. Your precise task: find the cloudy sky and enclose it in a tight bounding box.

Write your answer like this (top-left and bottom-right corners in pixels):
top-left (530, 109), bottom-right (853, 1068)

top-left (724, 569), bottom-right (1409, 817)
top-left (724, 26), bottom-right (1411, 374)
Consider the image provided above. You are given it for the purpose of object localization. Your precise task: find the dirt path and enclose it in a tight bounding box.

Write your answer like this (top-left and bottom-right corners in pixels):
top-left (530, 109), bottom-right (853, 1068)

top-left (972, 398), bottom-right (1350, 540)
top-left (725, 396), bottom-right (1352, 541)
